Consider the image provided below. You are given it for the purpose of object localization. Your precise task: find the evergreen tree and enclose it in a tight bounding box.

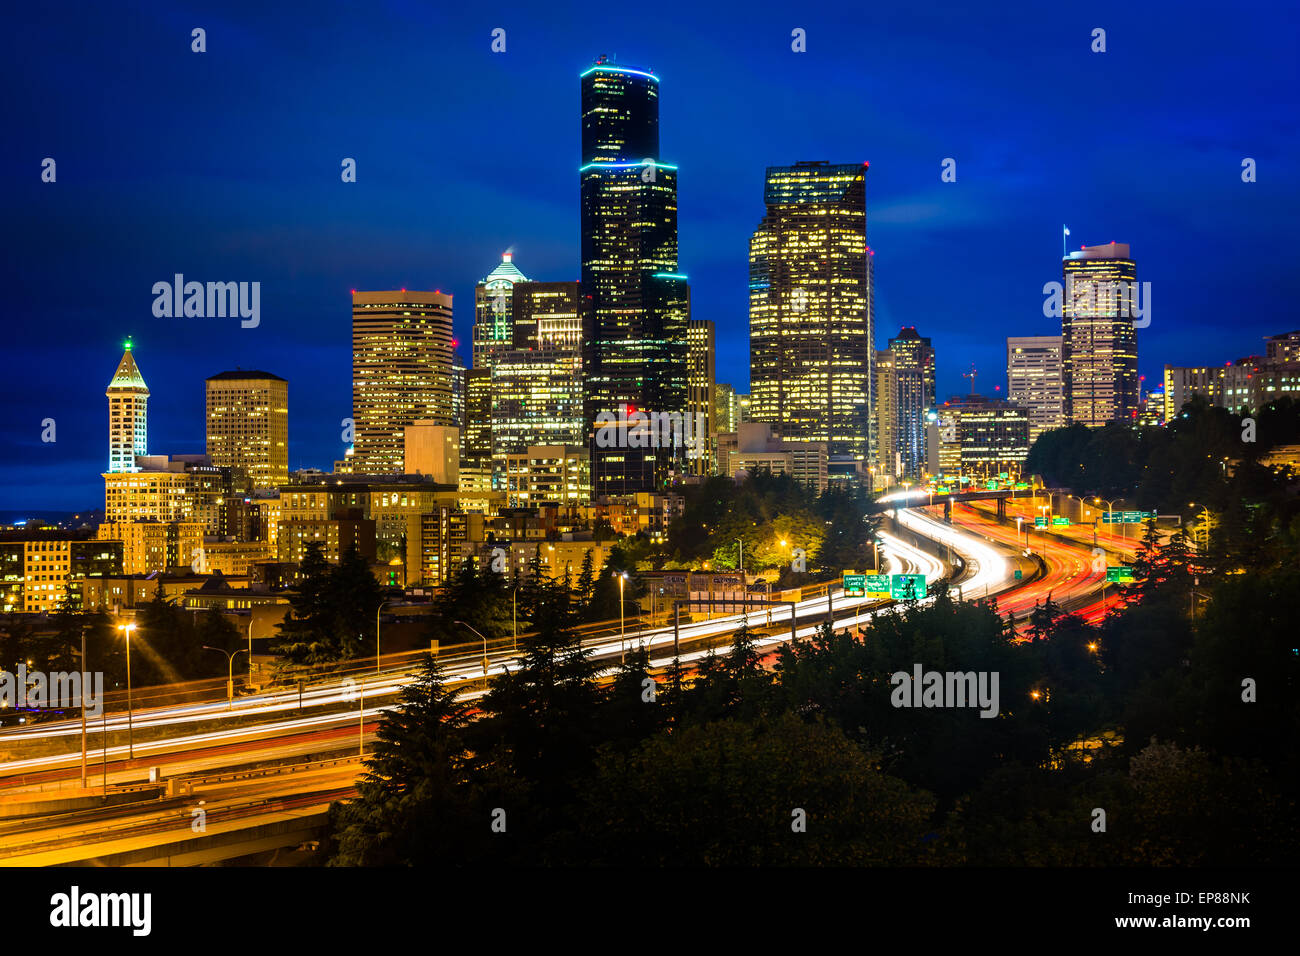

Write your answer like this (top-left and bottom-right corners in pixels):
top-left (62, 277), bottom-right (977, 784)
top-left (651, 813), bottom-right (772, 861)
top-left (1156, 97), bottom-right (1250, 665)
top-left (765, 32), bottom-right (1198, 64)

top-left (330, 654), bottom-right (481, 865)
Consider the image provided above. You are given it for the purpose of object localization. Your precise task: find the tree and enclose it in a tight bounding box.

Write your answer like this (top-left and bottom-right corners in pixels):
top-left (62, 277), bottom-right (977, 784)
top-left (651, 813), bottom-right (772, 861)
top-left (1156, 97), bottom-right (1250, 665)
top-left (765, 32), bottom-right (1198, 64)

top-left (572, 714), bottom-right (936, 865)
top-left (329, 654), bottom-right (483, 865)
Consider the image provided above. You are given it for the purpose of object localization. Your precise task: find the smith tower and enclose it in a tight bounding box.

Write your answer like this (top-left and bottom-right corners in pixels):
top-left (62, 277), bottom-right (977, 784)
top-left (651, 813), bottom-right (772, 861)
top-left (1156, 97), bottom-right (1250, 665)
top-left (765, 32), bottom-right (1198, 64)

top-left (106, 339), bottom-right (148, 473)
top-left (580, 55), bottom-right (689, 495)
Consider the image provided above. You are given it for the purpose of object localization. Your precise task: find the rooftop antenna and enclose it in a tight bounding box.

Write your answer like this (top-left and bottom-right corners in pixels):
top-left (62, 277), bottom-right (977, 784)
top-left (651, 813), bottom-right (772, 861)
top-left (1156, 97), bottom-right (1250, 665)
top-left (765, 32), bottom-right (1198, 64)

top-left (1062, 224), bottom-right (1070, 257)
top-left (962, 364), bottom-right (978, 396)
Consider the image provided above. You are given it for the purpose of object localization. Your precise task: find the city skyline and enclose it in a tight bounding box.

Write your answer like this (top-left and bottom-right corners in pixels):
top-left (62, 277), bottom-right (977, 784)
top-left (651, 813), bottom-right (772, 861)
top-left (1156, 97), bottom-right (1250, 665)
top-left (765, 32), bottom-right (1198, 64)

top-left (5, 1), bottom-right (1298, 510)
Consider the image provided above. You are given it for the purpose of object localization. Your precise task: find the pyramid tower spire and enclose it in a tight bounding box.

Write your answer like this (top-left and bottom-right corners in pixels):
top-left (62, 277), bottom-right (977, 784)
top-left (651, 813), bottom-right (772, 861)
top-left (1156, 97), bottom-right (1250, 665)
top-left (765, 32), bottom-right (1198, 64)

top-left (106, 339), bottom-right (149, 472)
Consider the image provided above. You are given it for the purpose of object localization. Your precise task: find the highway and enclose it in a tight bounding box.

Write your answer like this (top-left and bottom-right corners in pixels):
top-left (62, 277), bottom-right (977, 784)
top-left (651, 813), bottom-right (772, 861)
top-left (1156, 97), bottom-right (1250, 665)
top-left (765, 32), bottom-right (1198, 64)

top-left (0, 494), bottom-right (1111, 864)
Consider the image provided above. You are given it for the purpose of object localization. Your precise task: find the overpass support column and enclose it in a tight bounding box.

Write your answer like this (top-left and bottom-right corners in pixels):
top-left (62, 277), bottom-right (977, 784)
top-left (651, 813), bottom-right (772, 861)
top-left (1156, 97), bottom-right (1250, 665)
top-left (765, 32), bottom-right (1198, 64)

top-left (944, 499), bottom-right (952, 523)
top-left (997, 497), bottom-right (1006, 520)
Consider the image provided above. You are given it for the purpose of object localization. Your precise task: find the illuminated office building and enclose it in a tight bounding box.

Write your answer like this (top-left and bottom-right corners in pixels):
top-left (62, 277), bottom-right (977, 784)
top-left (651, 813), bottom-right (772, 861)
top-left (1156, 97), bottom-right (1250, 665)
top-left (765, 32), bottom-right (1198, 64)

top-left (1163, 365), bottom-right (1225, 422)
top-left (888, 327), bottom-right (934, 477)
top-left (1061, 241), bottom-right (1139, 426)
top-left (686, 319), bottom-right (716, 475)
top-left (0, 533), bottom-right (123, 614)
top-left (492, 281), bottom-right (585, 469)
top-left (351, 290), bottom-right (454, 473)
top-left (1138, 389), bottom-right (1166, 427)
top-left (465, 254), bottom-right (529, 492)
top-left (107, 340), bottom-right (149, 473)
top-left (1265, 330), bottom-right (1300, 364)
top-left (715, 383), bottom-right (739, 436)
top-left (1006, 335), bottom-right (1065, 442)
top-left (205, 370), bottom-right (288, 490)
top-left (749, 161), bottom-right (873, 463)
top-left (451, 358), bottom-right (466, 429)
top-left (874, 349), bottom-right (899, 481)
top-left (580, 56), bottom-right (688, 494)
top-left (934, 395), bottom-right (1030, 475)
top-left (504, 445), bottom-right (591, 508)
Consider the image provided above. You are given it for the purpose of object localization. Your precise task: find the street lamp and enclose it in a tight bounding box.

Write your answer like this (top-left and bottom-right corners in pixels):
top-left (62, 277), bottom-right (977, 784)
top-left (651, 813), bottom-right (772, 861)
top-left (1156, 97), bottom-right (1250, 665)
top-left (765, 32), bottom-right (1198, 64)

top-left (1093, 496), bottom-right (1124, 541)
top-left (455, 621), bottom-right (490, 680)
top-left (618, 572), bottom-right (629, 663)
top-left (246, 616), bottom-right (255, 687)
top-left (116, 623), bottom-right (136, 759)
top-left (375, 600), bottom-right (391, 675)
top-left (202, 646), bottom-right (247, 710)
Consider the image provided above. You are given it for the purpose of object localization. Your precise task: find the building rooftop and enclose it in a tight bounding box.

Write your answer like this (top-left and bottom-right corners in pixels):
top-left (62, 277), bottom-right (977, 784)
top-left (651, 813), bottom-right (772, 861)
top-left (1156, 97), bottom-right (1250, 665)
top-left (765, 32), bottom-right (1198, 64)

top-left (206, 369), bottom-right (287, 382)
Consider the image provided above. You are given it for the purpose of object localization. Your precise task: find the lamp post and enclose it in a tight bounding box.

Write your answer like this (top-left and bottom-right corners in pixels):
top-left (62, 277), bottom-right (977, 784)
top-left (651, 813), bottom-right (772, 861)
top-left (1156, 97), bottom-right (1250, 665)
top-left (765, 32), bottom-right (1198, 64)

top-left (246, 616), bottom-right (255, 687)
top-left (1094, 496), bottom-right (1123, 541)
top-left (202, 646), bottom-right (247, 710)
top-left (375, 600), bottom-right (391, 675)
top-left (455, 621), bottom-right (490, 681)
top-left (618, 572), bottom-right (628, 663)
top-left (116, 623), bottom-right (136, 759)
top-left (80, 625), bottom-right (87, 788)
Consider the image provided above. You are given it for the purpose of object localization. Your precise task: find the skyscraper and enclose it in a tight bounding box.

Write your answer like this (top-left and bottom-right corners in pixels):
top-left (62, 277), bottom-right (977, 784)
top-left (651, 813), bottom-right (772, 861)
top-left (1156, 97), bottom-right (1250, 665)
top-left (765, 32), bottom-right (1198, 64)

top-left (1061, 242), bottom-right (1139, 426)
top-left (874, 348), bottom-right (899, 482)
top-left (351, 290), bottom-right (454, 474)
top-left (107, 340), bottom-right (148, 473)
top-left (888, 327), bottom-right (934, 478)
top-left (1163, 365), bottom-right (1225, 422)
top-left (465, 254), bottom-right (529, 492)
top-left (1006, 335), bottom-right (1065, 442)
top-left (749, 161), bottom-right (873, 464)
top-left (715, 383), bottom-right (739, 435)
top-left (580, 56), bottom-right (688, 494)
top-left (686, 319), bottom-right (716, 475)
top-left (492, 281), bottom-right (585, 461)
top-left (205, 370), bottom-right (288, 490)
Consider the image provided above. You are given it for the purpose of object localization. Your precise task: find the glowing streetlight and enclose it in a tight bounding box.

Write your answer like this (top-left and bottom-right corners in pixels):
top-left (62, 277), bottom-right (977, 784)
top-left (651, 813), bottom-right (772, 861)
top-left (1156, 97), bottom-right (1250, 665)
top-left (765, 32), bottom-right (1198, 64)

top-left (618, 572), bottom-right (629, 663)
top-left (116, 623), bottom-right (136, 759)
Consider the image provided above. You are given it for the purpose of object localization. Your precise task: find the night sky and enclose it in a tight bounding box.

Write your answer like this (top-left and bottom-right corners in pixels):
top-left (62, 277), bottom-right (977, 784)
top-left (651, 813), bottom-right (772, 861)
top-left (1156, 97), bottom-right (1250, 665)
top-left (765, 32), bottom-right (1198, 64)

top-left (4, 0), bottom-right (1297, 511)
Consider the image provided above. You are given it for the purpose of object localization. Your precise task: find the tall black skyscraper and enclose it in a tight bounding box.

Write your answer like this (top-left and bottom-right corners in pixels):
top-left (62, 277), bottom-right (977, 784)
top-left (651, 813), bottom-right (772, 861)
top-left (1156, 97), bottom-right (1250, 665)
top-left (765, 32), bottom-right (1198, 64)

top-left (580, 55), bottom-right (689, 495)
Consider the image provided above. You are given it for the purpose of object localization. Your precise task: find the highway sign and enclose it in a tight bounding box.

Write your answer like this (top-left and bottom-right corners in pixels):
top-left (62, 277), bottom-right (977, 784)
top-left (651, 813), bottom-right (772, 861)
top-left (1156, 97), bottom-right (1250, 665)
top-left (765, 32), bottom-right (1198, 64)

top-left (1034, 516), bottom-right (1048, 527)
top-left (985, 480), bottom-right (999, 490)
top-left (1051, 517), bottom-right (1071, 526)
top-left (865, 574), bottom-right (891, 598)
top-left (1013, 482), bottom-right (1030, 490)
top-left (843, 573), bottom-right (866, 596)
top-left (998, 472), bottom-right (1009, 479)
top-left (1106, 566), bottom-right (1136, 582)
top-left (1014, 568), bottom-right (1022, 580)
top-left (1101, 510), bottom-right (1156, 524)
top-left (890, 573), bottom-right (927, 600)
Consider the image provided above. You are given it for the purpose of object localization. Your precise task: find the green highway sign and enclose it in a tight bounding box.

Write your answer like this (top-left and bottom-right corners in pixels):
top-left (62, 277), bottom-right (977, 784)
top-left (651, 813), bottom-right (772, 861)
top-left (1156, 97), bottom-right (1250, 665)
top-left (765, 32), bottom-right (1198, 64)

top-left (998, 472), bottom-right (1009, 479)
top-left (842, 573), bottom-right (866, 596)
top-left (1034, 516), bottom-right (1048, 527)
top-left (1101, 510), bottom-right (1157, 524)
top-left (1052, 517), bottom-right (1071, 526)
top-left (935, 486), bottom-right (951, 494)
top-left (891, 573), bottom-right (927, 600)
top-left (1014, 568), bottom-right (1022, 580)
top-left (985, 480), bottom-right (999, 490)
top-left (865, 574), bottom-right (891, 598)
top-left (1013, 482), bottom-right (1030, 490)
top-left (1106, 566), bottom-right (1136, 582)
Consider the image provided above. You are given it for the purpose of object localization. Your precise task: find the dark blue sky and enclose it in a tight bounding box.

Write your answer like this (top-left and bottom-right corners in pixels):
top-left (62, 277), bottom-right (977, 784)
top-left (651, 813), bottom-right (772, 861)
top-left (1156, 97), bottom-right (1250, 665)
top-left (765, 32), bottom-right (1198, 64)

top-left (4, 0), bottom-right (1298, 511)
